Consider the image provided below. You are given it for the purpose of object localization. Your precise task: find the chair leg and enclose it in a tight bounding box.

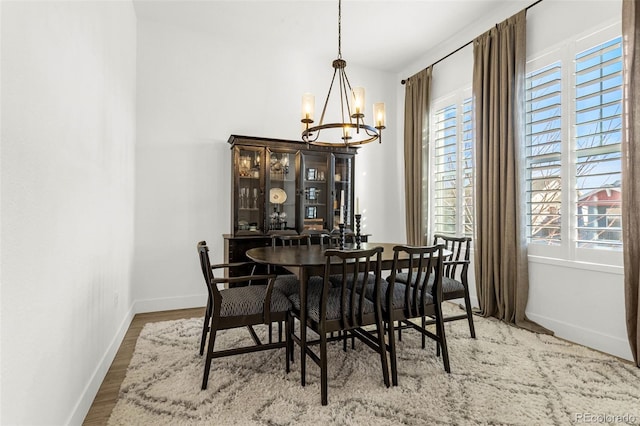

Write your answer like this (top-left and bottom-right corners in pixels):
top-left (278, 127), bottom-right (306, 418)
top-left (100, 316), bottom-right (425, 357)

top-left (376, 319), bottom-right (390, 388)
top-left (279, 321), bottom-right (283, 342)
top-left (435, 304), bottom-right (450, 373)
top-left (463, 290), bottom-right (477, 338)
top-left (201, 325), bottom-right (218, 390)
top-left (320, 330), bottom-right (328, 406)
top-left (398, 321), bottom-right (402, 341)
top-left (268, 323), bottom-right (273, 344)
top-left (285, 315), bottom-right (291, 373)
top-left (199, 302), bottom-right (211, 356)
top-left (301, 326), bottom-right (307, 387)
top-left (387, 319), bottom-right (398, 386)
top-left (421, 316), bottom-right (426, 349)
top-left (289, 316), bottom-right (295, 363)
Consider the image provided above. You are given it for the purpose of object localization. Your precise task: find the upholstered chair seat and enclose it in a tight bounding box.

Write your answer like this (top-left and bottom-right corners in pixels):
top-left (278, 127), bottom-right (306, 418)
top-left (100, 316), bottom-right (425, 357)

top-left (389, 273), bottom-right (465, 294)
top-left (329, 272), bottom-right (377, 288)
top-left (219, 285), bottom-right (292, 317)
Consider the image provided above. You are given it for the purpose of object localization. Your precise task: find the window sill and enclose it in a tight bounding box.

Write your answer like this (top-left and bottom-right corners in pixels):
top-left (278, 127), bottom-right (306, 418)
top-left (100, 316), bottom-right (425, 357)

top-left (527, 254), bottom-right (624, 275)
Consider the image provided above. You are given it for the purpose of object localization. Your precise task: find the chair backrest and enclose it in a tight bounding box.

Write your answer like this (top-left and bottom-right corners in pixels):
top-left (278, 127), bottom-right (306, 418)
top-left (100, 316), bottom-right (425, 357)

top-left (197, 241), bottom-right (222, 301)
top-left (387, 245), bottom-right (444, 318)
top-left (301, 230), bottom-right (333, 247)
top-left (272, 234), bottom-right (311, 247)
top-left (322, 246), bottom-right (384, 328)
top-left (328, 228), bottom-right (357, 244)
top-left (433, 234), bottom-right (471, 281)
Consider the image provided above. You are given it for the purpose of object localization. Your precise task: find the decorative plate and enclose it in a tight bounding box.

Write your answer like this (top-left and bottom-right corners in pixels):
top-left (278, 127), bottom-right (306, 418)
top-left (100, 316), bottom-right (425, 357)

top-left (269, 188), bottom-right (287, 204)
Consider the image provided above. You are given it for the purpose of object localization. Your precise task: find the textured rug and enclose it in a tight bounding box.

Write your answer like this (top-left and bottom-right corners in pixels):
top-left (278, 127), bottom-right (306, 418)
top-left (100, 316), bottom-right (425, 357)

top-left (107, 305), bottom-right (640, 425)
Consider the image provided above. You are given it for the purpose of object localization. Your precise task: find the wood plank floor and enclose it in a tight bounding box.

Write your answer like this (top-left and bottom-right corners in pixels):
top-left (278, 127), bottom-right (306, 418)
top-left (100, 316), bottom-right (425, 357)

top-left (82, 307), bottom-right (205, 426)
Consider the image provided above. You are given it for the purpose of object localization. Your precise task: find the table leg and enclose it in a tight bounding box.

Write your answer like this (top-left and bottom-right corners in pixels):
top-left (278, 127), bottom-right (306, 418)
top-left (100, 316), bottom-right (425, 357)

top-left (299, 267), bottom-right (307, 387)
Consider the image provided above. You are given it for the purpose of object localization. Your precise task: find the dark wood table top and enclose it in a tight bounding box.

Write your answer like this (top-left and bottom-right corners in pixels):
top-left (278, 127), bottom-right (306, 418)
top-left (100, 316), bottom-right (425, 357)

top-left (246, 242), bottom-right (450, 269)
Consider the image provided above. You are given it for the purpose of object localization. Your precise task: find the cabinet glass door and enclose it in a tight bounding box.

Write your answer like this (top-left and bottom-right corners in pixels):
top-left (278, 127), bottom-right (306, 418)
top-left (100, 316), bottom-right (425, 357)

top-left (333, 154), bottom-right (354, 230)
top-left (267, 149), bottom-right (297, 231)
top-left (301, 152), bottom-right (330, 231)
top-left (235, 146), bottom-right (264, 234)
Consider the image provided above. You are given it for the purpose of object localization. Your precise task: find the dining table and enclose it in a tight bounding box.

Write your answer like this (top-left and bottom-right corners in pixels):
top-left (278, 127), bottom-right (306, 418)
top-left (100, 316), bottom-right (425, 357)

top-left (245, 241), bottom-right (451, 386)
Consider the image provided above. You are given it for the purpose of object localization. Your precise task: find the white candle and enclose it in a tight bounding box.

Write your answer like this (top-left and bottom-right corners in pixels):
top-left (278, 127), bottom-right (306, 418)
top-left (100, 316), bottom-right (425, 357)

top-left (356, 197), bottom-right (360, 214)
top-left (340, 190), bottom-right (345, 207)
top-left (340, 205), bottom-right (344, 225)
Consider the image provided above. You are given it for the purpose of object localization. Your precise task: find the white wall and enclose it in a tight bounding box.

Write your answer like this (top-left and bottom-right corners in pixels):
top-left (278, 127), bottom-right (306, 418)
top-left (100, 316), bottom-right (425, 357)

top-left (0, 1), bottom-right (137, 424)
top-left (397, 0), bottom-right (631, 360)
top-left (133, 18), bottom-right (401, 310)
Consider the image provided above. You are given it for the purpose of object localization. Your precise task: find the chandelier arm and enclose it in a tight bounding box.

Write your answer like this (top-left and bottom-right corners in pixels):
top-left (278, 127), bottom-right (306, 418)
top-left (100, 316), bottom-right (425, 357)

top-left (338, 69), bottom-right (348, 142)
top-left (341, 68), bottom-right (354, 118)
top-left (303, 122), bottom-right (379, 147)
top-left (363, 127), bottom-right (378, 137)
top-left (319, 68), bottom-right (339, 128)
top-left (302, 128), bottom-right (321, 143)
top-left (341, 66), bottom-right (362, 134)
top-left (343, 70), bottom-right (355, 126)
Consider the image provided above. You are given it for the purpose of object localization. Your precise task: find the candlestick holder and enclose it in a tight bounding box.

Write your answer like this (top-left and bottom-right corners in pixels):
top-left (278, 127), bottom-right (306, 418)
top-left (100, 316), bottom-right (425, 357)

top-left (355, 214), bottom-right (362, 249)
top-left (339, 223), bottom-right (345, 250)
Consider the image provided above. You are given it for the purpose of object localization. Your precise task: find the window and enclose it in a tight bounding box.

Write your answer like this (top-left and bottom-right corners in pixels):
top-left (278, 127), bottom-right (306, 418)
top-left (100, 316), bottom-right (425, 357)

top-left (433, 104), bottom-right (457, 235)
top-left (525, 62), bottom-right (562, 245)
top-left (574, 38), bottom-right (622, 249)
top-left (525, 30), bottom-right (622, 261)
top-left (431, 92), bottom-right (473, 238)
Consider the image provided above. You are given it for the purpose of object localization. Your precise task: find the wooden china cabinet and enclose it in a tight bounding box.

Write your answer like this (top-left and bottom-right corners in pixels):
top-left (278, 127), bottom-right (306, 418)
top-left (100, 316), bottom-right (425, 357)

top-left (223, 135), bottom-right (358, 278)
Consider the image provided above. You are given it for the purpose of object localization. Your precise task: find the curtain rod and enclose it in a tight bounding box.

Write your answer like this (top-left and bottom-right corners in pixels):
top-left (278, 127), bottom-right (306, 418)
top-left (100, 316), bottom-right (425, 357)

top-left (400, 0), bottom-right (543, 85)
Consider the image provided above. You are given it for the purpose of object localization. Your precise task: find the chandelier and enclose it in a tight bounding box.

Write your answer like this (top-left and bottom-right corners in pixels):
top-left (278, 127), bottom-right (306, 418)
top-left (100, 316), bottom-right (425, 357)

top-left (301, 0), bottom-right (386, 147)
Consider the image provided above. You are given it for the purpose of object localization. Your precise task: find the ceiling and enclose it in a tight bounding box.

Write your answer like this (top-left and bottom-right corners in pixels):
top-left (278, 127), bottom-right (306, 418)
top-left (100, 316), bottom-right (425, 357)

top-left (132, 0), bottom-right (532, 74)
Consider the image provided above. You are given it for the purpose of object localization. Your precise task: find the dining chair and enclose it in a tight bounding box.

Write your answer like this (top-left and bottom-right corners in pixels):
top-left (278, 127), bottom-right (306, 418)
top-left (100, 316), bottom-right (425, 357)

top-left (319, 230), bottom-right (375, 288)
top-left (197, 241), bottom-right (260, 356)
top-left (432, 234), bottom-right (475, 337)
top-left (271, 233), bottom-right (311, 247)
top-left (300, 229), bottom-right (332, 247)
top-left (390, 235), bottom-right (475, 340)
top-left (288, 246), bottom-right (389, 405)
top-left (265, 233), bottom-right (312, 345)
top-left (269, 233), bottom-right (311, 296)
top-left (197, 241), bottom-right (291, 390)
top-left (376, 244), bottom-right (449, 386)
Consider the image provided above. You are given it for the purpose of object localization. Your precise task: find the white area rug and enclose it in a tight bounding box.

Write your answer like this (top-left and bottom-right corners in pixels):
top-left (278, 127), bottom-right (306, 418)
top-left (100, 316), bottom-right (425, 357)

top-left (108, 306), bottom-right (640, 425)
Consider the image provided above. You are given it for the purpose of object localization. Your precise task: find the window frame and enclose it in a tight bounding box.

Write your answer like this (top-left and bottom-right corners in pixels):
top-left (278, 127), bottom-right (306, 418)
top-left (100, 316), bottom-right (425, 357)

top-left (525, 22), bottom-right (622, 267)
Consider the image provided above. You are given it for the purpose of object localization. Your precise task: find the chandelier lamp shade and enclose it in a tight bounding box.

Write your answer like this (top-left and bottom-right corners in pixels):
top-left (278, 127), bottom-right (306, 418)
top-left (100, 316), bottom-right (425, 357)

top-left (301, 0), bottom-right (386, 147)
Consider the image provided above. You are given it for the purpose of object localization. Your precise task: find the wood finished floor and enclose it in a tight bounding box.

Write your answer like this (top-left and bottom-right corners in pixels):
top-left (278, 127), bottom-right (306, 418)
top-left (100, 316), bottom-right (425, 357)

top-left (82, 307), bottom-right (205, 426)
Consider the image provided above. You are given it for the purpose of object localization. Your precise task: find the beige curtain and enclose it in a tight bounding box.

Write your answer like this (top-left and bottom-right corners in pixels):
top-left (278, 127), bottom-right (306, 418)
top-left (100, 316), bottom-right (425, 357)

top-left (403, 67), bottom-right (432, 246)
top-left (472, 11), bottom-right (550, 334)
top-left (622, 0), bottom-right (640, 367)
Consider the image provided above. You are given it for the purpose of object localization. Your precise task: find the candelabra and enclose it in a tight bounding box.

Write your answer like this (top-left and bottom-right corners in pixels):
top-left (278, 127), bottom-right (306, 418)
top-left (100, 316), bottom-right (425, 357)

top-left (338, 223), bottom-right (345, 250)
top-left (355, 214), bottom-right (362, 249)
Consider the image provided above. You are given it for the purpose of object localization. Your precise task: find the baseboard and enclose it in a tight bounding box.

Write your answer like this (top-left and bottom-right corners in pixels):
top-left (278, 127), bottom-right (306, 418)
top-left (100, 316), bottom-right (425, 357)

top-left (69, 293), bottom-right (207, 424)
top-left (66, 303), bottom-right (136, 426)
top-left (455, 295), bottom-right (632, 362)
top-left (526, 312), bottom-right (633, 362)
top-left (133, 293), bottom-right (207, 314)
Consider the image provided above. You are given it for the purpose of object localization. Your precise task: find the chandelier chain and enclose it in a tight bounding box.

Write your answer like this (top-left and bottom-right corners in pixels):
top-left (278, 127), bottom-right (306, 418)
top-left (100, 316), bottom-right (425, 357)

top-left (338, 0), bottom-right (342, 58)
